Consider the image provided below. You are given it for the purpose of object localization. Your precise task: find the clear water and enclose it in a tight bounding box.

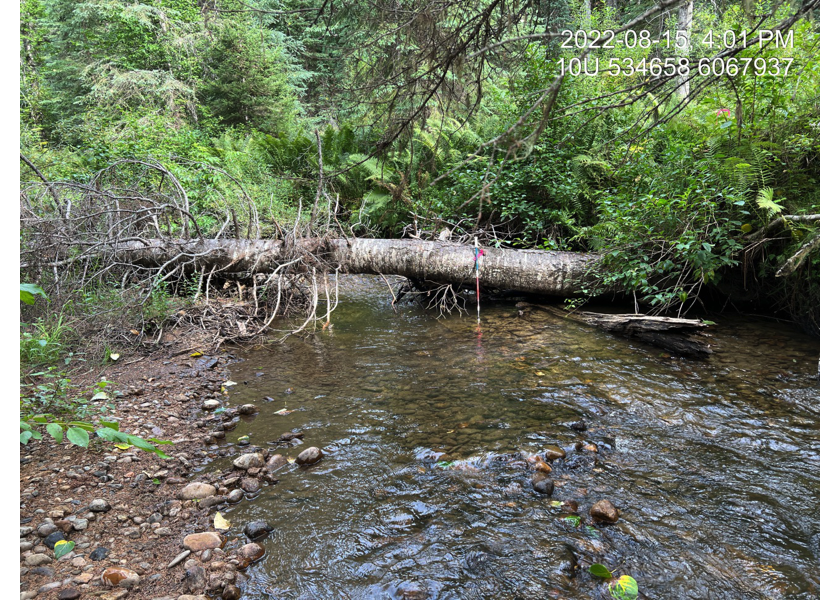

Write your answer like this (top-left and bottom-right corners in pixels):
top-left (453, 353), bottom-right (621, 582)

top-left (217, 276), bottom-right (819, 600)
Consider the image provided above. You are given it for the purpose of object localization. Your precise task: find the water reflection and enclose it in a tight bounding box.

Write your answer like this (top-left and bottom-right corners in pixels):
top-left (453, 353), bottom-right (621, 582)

top-left (219, 276), bottom-right (818, 599)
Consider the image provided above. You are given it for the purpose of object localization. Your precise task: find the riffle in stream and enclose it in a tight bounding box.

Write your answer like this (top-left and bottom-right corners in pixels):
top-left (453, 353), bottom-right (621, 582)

top-left (209, 276), bottom-right (819, 600)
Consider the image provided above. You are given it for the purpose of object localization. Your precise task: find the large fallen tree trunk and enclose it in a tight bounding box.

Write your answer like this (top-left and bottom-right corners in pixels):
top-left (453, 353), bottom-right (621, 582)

top-left (112, 238), bottom-right (710, 356)
top-left (112, 237), bottom-right (602, 297)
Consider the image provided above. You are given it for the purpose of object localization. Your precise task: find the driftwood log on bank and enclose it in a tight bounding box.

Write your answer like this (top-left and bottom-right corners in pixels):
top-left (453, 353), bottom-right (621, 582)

top-left (517, 302), bottom-right (712, 358)
top-left (112, 238), bottom-right (601, 297)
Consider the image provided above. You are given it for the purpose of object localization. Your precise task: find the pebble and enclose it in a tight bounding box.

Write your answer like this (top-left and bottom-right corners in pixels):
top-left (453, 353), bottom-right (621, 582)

top-left (589, 499), bottom-right (619, 523)
top-left (265, 454), bottom-right (287, 472)
top-left (203, 400), bottom-right (221, 410)
top-left (38, 523), bottom-right (58, 537)
top-left (531, 475), bottom-right (554, 496)
top-left (198, 496), bottom-right (226, 509)
top-left (38, 582), bottom-right (62, 594)
top-left (238, 404), bottom-right (257, 415)
top-left (544, 448), bottom-right (566, 461)
top-left (89, 547), bottom-right (110, 561)
top-left (167, 550), bottom-right (191, 569)
top-left (533, 460), bottom-right (552, 473)
top-left (226, 489), bottom-right (244, 504)
top-left (20, 541), bottom-right (34, 552)
top-left (20, 527), bottom-right (34, 537)
top-left (89, 499), bottom-right (111, 513)
top-left (101, 567), bottom-right (140, 588)
top-left (57, 589), bottom-right (81, 600)
top-left (244, 521), bottom-right (274, 542)
top-left (237, 543), bottom-right (265, 568)
top-left (183, 532), bottom-right (223, 552)
top-left (233, 453), bottom-right (265, 470)
top-left (178, 482), bottom-right (217, 500)
top-left (72, 518), bottom-right (89, 531)
top-left (44, 531), bottom-right (65, 549)
top-left (21, 592), bottom-right (37, 600)
top-left (295, 447), bottom-right (323, 466)
top-left (221, 584), bottom-right (242, 600)
top-left (24, 554), bottom-right (52, 567)
top-left (240, 478), bottom-right (260, 493)
top-left (184, 565), bottom-right (207, 594)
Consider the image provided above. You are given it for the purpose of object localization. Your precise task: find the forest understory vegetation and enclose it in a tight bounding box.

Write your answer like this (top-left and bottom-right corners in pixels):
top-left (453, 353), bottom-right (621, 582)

top-left (20, 0), bottom-right (820, 382)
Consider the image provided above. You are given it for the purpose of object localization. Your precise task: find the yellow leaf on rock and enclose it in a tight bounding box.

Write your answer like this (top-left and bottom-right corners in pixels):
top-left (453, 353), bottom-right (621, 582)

top-left (110, 353), bottom-right (120, 361)
top-left (114, 443), bottom-right (130, 450)
top-left (213, 512), bottom-right (231, 530)
top-left (286, 457), bottom-right (295, 464)
top-left (191, 351), bottom-right (203, 357)
top-left (274, 408), bottom-right (294, 416)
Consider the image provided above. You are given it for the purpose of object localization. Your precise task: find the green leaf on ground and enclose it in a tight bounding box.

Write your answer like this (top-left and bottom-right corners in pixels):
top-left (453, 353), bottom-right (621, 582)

top-left (589, 563), bottom-right (613, 579)
top-left (609, 575), bottom-right (639, 600)
top-left (53, 540), bottom-right (75, 559)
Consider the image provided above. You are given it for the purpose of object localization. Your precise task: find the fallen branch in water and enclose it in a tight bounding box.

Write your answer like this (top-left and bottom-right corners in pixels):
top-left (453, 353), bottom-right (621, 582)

top-left (517, 302), bottom-right (712, 358)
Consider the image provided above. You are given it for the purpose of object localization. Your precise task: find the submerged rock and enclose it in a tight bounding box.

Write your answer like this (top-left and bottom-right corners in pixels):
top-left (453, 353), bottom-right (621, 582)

top-left (533, 460), bottom-right (552, 473)
top-left (589, 499), bottom-right (619, 523)
top-left (544, 448), bottom-right (566, 461)
top-left (295, 447), bottom-right (323, 466)
top-left (531, 474), bottom-right (554, 496)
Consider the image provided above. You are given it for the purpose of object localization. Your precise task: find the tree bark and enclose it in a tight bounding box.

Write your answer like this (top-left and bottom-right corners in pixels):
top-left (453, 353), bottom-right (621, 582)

top-left (111, 237), bottom-right (602, 297)
top-left (676, 0), bottom-right (693, 100)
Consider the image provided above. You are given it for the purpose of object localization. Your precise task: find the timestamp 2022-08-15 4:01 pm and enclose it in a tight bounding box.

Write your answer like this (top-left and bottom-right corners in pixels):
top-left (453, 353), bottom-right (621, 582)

top-left (553, 27), bottom-right (798, 78)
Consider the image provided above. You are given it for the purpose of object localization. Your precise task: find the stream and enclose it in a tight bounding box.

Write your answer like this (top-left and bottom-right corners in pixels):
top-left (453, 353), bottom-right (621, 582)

top-left (212, 276), bottom-right (819, 600)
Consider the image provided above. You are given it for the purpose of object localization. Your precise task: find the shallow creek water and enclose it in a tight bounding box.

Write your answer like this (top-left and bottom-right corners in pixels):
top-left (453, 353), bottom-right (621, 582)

top-left (215, 276), bottom-right (819, 600)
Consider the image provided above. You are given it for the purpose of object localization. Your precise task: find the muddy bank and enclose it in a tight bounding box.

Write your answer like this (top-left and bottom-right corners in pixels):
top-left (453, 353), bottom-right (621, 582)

top-left (19, 350), bottom-right (282, 600)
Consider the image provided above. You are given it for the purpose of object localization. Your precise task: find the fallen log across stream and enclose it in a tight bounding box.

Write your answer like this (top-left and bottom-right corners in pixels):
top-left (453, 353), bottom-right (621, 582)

top-left (111, 237), bottom-right (601, 297)
top-left (107, 238), bottom-right (712, 356)
top-left (517, 302), bottom-right (712, 358)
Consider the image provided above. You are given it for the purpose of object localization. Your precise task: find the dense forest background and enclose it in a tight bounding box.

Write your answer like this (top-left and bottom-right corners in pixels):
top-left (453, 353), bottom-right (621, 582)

top-left (19, 0), bottom-right (820, 336)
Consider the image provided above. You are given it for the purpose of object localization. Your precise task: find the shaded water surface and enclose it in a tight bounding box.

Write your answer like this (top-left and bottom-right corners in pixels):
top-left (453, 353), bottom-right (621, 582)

top-left (219, 276), bottom-right (819, 600)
